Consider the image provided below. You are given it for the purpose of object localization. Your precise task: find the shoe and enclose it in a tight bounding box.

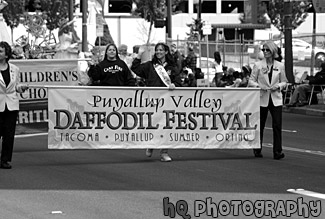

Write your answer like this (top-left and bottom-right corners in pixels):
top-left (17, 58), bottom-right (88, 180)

top-left (146, 149), bottom-right (153, 157)
top-left (0, 161), bottom-right (12, 169)
top-left (160, 153), bottom-right (172, 162)
top-left (253, 150), bottom-right (263, 158)
top-left (274, 152), bottom-right (285, 160)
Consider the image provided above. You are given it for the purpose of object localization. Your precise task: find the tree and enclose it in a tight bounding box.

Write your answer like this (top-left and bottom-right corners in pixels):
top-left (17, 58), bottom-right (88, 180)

top-left (132, 0), bottom-right (165, 44)
top-left (2, 0), bottom-right (25, 42)
top-left (268, 0), bottom-right (313, 33)
top-left (132, 0), bottom-right (185, 44)
top-left (186, 18), bottom-right (203, 41)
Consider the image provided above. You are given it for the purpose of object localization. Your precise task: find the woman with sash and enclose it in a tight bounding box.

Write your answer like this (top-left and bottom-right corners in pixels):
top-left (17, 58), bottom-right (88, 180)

top-left (131, 42), bottom-right (181, 162)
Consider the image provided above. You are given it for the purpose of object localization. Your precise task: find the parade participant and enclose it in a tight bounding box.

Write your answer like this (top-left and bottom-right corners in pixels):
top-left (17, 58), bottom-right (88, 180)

top-left (248, 41), bottom-right (287, 160)
top-left (131, 42), bottom-right (181, 162)
top-left (0, 41), bottom-right (29, 169)
top-left (87, 43), bottom-right (136, 86)
top-left (55, 19), bottom-right (80, 59)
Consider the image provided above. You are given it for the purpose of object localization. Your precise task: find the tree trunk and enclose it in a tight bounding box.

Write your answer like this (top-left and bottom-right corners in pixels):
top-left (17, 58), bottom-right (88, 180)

top-left (146, 20), bottom-right (153, 45)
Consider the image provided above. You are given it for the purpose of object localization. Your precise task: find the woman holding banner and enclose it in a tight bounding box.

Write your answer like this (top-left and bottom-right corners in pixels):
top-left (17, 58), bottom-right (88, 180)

top-left (131, 42), bottom-right (181, 162)
top-left (0, 41), bottom-right (29, 169)
top-left (248, 41), bottom-right (287, 160)
top-left (87, 43), bottom-right (136, 86)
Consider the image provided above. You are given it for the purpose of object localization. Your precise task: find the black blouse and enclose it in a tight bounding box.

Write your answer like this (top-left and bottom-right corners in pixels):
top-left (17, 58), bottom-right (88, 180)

top-left (0, 66), bottom-right (10, 87)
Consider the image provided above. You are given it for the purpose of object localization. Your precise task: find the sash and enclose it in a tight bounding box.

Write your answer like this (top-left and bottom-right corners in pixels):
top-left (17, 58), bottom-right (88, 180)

top-left (154, 64), bottom-right (172, 87)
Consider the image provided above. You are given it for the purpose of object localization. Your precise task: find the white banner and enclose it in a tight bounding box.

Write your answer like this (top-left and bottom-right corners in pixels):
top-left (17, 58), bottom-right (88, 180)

top-left (48, 86), bottom-right (260, 149)
top-left (10, 59), bottom-right (79, 101)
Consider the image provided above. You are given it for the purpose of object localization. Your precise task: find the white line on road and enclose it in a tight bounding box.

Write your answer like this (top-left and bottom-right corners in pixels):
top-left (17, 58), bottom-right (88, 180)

top-left (15, 133), bottom-right (48, 138)
top-left (264, 144), bottom-right (325, 156)
top-left (265, 127), bottom-right (297, 133)
top-left (287, 189), bottom-right (325, 200)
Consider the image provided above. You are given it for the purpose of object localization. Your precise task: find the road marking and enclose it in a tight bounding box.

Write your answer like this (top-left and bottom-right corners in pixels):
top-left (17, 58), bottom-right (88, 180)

top-left (264, 144), bottom-right (325, 156)
top-left (287, 189), bottom-right (325, 200)
top-left (265, 127), bottom-right (297, 133)
top-left (16, 133), bottom-right (48, 138)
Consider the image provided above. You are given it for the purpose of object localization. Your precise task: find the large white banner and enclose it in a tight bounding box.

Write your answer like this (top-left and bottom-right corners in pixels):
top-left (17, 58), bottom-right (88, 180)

top-left (48, 86), bottom-right (260, 149)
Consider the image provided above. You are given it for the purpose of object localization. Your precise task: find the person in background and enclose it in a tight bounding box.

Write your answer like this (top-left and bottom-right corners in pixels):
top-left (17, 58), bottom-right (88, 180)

top-left (184, 44), bottom-right (197, 73)
top-left (118, 44), bottom-right (136, 78)
top-left (212, 51), bottom-right (223, 74)
top-left (55, 19), bottom-right (80, 59)
top-left (218, 67), bottom-right (235, 87)
top-left (287, 62), bottom-right (325, 107)
top-left (118, 44), bottom-right (134, 68)
top-left (131, 42), bottom-right (181, 162)
top-left (238, 64), bottom-right (252, 87)
top-left (87, 43), bottom-right (136, 86)
top-left (248, 41), bottom-right (287, 160)
top-left (0, 41), bottom-right (29, 169)
top-left (187, 71), bottom-right (197, 87)
top-left (170, 43), bottom-right (184, 75)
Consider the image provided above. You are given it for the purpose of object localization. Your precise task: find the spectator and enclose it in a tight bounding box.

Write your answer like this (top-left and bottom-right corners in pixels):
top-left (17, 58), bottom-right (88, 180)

top-left (184, 44), bottom-right (197, 73)
top-left (118, 44), bottom-right (136, 78)
top-left (248, 41), bottom-right (287, 160)
top-left (187, 71), bottom-right (197, 87)
top-left (170, 43), bottom-right (184, 75)
top-left (131, 42), bottom-right (181, 162)
top-left (179, 69), bottom-right (190, 87)
top-left (287, 62), bottom-right (325, 107)
top-left (212, 51), bottom-right (223, 74)
top-left (118, 44), bottom-right (133, 67)
top-left (238, 64), bottom-right (252, 87)
top-left (87, 43), bottom-right (136, 86)
top-left (218, 67), bottom-right (235, 87)
top-left (0, 41), bottom-right (29, 169)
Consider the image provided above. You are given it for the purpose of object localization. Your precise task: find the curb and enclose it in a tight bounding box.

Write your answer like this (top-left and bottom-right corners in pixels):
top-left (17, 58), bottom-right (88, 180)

top-left (283, 106), bottom-right (325, 117)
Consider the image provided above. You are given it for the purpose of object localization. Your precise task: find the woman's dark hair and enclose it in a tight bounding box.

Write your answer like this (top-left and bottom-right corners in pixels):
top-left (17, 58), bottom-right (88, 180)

top-left (0, 41), bottom-right (12, 62)
top-left (214, 51), bottom-right (222, 65)
top-left (152, 42), bottom-right (175, 66)
top-left (103, 43), bottom-right (120, 61)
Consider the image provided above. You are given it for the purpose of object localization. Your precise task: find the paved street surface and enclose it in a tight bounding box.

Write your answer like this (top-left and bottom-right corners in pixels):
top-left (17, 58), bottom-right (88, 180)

top-left (0, 112), bottom-right (324, 219)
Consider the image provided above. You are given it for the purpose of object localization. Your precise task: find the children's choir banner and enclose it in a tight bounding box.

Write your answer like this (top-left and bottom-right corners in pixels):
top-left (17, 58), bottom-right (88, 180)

top-left (48, 86), bottom-right (260, 149)
top-left (10, 59), bottom-right (79, 125)
top-left (10, 59), bottom-right (79, 101)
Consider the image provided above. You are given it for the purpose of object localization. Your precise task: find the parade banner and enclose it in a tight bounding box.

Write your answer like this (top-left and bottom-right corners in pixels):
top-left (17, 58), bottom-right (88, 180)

top-left (10, 59), bottom-right (79, 101)
top-left (48, 86), bottom-right (260, 149)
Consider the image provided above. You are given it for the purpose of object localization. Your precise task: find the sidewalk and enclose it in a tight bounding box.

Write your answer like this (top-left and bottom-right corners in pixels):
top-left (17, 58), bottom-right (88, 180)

top-left (283, 104), bottom-right (325, 117)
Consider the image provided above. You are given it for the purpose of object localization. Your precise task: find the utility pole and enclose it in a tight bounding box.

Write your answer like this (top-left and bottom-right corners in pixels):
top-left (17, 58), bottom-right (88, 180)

top-left (283, 0), bottom-right (294, 84)
top-left (82, 0), bottom-right (88, 52)
top-left (166, 0), bottom-right (172, 41)
top-left (310, 9), bottom-right (316, 76)
top-left (68, 0), bottom-right (73, 21)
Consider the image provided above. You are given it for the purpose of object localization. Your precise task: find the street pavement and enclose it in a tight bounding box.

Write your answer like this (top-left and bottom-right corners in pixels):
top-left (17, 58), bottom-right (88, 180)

top-left (1, 104), bottom-right (324, 219)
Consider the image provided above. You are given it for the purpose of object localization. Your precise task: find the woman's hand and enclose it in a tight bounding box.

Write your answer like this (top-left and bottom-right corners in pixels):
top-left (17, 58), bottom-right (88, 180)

top-left (137, 46), bottom-right (146, 59)
top-left (270, 85), bottom-right (280, 91)
top-left (168, 83), bottom-right (176, 90)
top-left (21, 84), bottom-right (29, 92)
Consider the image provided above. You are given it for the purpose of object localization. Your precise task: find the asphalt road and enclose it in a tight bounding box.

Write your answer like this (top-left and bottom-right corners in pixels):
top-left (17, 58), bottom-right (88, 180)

top-left (0, 112), bottom-right (324, 219)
